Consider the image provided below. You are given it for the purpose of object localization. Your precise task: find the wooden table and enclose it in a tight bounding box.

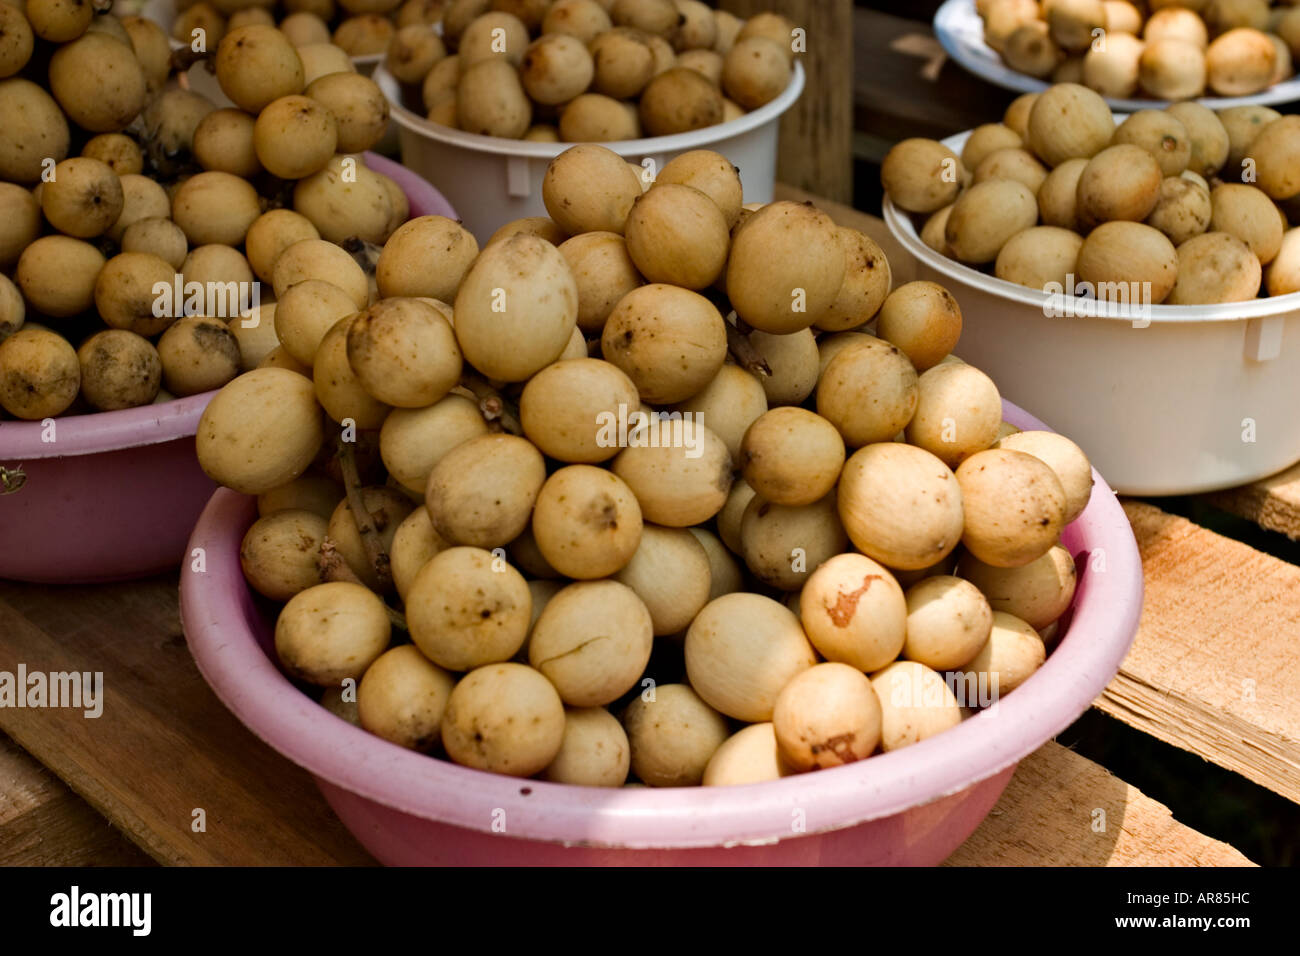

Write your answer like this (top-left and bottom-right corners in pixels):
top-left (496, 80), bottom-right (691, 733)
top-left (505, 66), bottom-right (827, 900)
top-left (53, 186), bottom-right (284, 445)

top-left (0, 566), bottom-right (1255, 867)
top-left (4, 190), bottom-right (1295, 867)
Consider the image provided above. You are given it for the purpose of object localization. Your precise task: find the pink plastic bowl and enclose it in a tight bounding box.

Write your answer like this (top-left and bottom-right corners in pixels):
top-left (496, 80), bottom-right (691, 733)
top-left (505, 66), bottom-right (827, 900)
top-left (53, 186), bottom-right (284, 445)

top-left (0, 153), bottom-right (456, 584)
top-left (180, 400), bottom-right (1142, 865)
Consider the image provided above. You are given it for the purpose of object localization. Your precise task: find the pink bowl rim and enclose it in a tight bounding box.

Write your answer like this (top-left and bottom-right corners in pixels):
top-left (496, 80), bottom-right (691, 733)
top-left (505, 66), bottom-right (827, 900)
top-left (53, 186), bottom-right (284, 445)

top-left (0, 390), bottom-right (219, 459)
top-left (0, 153), bottom-right (456, 461)
top-left (180, 399), bottom-right (1143, 851)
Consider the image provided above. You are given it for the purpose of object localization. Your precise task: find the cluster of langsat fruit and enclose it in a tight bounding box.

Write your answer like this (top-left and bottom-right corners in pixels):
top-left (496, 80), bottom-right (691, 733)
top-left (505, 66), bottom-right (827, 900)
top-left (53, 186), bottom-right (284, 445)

top-left (0, 5), bottom-right (407, 420)
top-left (388, 0), bottom-right (796, 140)
top-left (980, 0), bottom-right (1300, 99)
top-left (198, 143), bottom-right (1093, 788)
top-left (173, 0), bottom-right (443, 59)
top-left (883, 82), bottom-right (1300, 305)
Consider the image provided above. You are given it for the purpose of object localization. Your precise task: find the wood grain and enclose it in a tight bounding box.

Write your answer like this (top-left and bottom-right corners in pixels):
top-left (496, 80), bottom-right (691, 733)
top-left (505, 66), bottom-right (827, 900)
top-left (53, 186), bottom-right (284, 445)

top-left (1206, 462), bottom-right (1300, 541)
top-left (949, 741), bottom-right (1254, 866)
top-left (0, 734), bottom-right (154, 867)
top-left (851, 7), bottom-right (1014, 152)
top-left (721, 0), bottom-right (853, 202)
top-left (1098, 502), bottom-right (1300, 805)
top-left (0, 575), bottom-right (375, 866)
top-left (0, 565), bottom-right (1255, 866)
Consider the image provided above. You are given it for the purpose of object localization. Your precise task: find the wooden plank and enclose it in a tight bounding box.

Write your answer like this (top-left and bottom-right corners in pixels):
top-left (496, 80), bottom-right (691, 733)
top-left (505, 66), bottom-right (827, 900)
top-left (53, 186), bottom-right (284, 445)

top-left (0, 733), bottom-right (155, 867)
top-left (0, 575), bottom-right (375, 866)
top-left (1206, 462), bottom-right (1300, 541)
top-left (950, 740), bottom-right (1253, 866)
top-left (721, 0), bottom-right (854, 203)
top-left (1094, 502), bottom-right (1300, 805)
top-left (0, 564), bottom-right (1251, 866)
top-left (852, 7), bottom-right (1014, 144)
top-left (4, 725), bottom-right (1248, 867)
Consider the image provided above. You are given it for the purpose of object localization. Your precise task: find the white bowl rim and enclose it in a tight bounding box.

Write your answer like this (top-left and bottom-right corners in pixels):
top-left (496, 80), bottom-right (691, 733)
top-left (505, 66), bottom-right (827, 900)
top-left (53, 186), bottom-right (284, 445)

top-left (374, 60), bottom-right (806, 159)
top-left (884, 126), bottom-right (1300, 325)
top-left (180, 399), bottom-right (1144, 851)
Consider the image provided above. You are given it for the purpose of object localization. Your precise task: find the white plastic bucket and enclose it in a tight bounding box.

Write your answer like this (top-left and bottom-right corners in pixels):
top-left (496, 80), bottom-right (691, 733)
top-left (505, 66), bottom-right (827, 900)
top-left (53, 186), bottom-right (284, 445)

top-left (374, 61), bottom-right (806, 242)
top-left (883, 127), bottom-right (1300, 496)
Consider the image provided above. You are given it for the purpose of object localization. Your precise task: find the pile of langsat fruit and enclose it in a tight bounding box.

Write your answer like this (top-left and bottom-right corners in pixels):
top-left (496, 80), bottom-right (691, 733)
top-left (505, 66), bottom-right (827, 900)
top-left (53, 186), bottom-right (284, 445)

top-left (0, 4), bottom-right (406, 419)
top-left (390, 0), bottom-right (797, 140)
top-left (884, 81), bottom-right (1300, 304)
top-left (198, 143), bottom-right (1093, 788)
top-left (171, 0), bottom-right (443, 59)
top-left (980, 0), bottom-right (1300, 99)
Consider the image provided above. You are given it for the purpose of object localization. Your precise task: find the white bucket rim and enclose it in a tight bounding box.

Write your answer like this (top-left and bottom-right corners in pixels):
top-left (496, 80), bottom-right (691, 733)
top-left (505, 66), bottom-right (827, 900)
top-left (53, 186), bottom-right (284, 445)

top-left (375, 59), bottom-right (805, 160)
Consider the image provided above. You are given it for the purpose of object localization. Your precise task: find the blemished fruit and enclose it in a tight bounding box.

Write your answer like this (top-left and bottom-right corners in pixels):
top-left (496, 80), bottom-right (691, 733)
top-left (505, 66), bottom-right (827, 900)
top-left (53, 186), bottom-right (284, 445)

top-left (441, 663), bottom-right (565, 776)
top-left (191, 145), bottom-right (1093, 791)
top-left (0, 327), bottom-right (80, 419)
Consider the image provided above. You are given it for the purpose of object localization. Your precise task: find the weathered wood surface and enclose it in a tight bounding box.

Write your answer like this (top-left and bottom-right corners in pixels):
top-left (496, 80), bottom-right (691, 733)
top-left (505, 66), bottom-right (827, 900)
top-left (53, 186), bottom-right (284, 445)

top-left (948, 741), bottom-right (1254, 866)
top-left (1207, 463), bottom-right (1300, 542)
top-left (0, 574), bottom-right (375, 866)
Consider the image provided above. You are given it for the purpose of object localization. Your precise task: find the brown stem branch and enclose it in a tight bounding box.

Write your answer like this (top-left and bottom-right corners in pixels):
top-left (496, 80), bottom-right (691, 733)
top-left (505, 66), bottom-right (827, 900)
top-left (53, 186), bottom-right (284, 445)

top-left (170, 48), bottom-right (215, 75)
top-left (726, 323), bottom-right (771, 377)
top-left (459, 371), bottom-right (523, 435)
top-left (318, 536), bottom-right (363, 585)
top-left (385, 605), bottom-right (409, 633)
top-left (336, 438), bottom-right (393, 589)
top-left (319, 537), bottom-right (405, 630)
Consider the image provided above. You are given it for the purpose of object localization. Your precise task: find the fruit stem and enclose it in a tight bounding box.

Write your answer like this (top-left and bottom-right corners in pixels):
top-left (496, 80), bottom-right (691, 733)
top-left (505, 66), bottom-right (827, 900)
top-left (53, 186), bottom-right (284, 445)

top-left (726, 321), bottom-right (772, 377)
top-left (460, 371), bottom-right (523, 435)
top-left (385, 605), bottom-right (409, 633)
top-left (170, 48), bottom-right (216, 76)
top-left (318, 536), bottom-right (363, 585)
top-left (319, 537), bottom-right (407, 631)
top-left (336, 439), bottom-right (394, 589)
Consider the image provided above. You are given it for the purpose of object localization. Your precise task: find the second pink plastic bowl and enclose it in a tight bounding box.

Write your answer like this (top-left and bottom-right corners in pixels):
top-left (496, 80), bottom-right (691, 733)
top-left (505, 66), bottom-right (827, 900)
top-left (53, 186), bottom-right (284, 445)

top-left (180, 400), bottom-right (1143, 865)
top-left (0, 153), bottom-right (457, 584)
